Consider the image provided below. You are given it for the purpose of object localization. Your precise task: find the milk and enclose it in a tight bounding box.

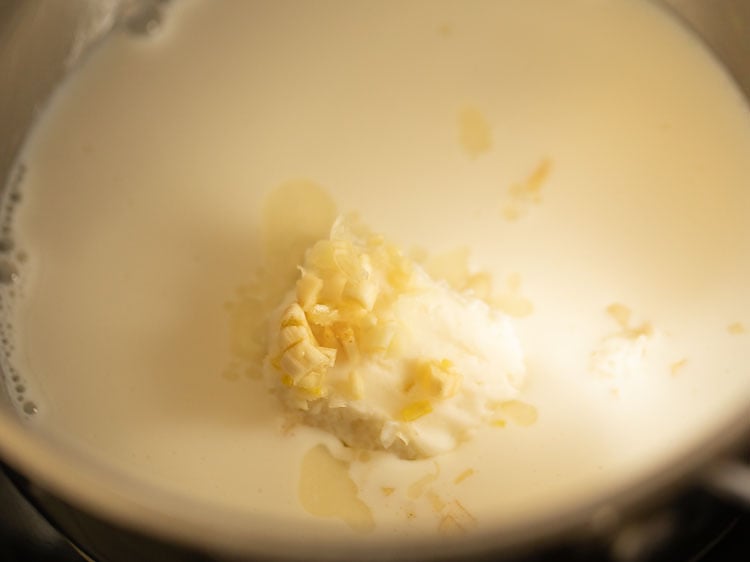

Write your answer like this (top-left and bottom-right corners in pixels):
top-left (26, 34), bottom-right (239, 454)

top-left (4, 0), bottom-right (750, 538)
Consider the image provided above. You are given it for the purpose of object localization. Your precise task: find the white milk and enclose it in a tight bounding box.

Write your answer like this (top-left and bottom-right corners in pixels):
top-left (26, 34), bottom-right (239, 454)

top-left (4, 0), bottom-right (750, 538)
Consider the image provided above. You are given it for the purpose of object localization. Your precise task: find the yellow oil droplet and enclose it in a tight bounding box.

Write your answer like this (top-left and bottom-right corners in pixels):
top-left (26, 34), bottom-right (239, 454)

top-left (606, 303), bottom-right (632, 330)
top-left (458, 107), bottom-right (492, 158)
top-left (728, 322), bottom-right (746, 335)
top-left (298, 445), bottom-right (375, 533)
top-left (501, 158), bottom-right (552, 220)
top-left (453, 468), bottom-right (475, 485)
top-left (427, 491), bottom-right (446, 513)
top-left (516, 158), bottom-right (551, 203)
top-left (437, 23), bottom-right (453, 38)
top-left (498, 400), bottom-right (538, 427)
top-left (631, 322), bottom-right (654, 338)
top-left (670, 358), bottom-right (687, 376)
top-left (605, 303), bottom-right (653, 340)
top-left (381, 487), bottom-right (395, 497)
top-left (493, 294), bottom-right (534, 317)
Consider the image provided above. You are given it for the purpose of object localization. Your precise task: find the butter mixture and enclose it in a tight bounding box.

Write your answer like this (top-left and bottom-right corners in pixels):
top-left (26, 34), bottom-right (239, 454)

top-left (265, 216), bottom-right (524, 459)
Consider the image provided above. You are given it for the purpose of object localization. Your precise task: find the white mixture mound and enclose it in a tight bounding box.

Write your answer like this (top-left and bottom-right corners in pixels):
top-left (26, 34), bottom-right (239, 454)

top-left (264, 215), bottom-right (525, 459)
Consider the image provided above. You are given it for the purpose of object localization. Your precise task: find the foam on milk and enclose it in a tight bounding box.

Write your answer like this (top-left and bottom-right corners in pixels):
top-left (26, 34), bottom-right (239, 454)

top-left (3, 0), bottom-right (750, 538)
top-left (0, 162), bottom-right (39, 418)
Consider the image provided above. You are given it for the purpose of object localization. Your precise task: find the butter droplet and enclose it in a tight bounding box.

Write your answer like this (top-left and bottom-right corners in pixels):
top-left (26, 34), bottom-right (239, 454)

top-left (670, 358), bottom-right (687, 376)
top-left (605, 303), bottom-right (652, 339)
top-left (453, 468), bottom-right (475, 485)
top-left (500, 158), bottom-right (552, 220)
top-left (298, 445), bottom-right (375, 533)
top-left (427, 491), bottom-right (446, 513)
top-left (607, 303), bottom-right (632, 330)
top-left (728, 322), bottom-right (746, 335)
top-left (458, 107), bottom-right (492, 158)
top-left (498, 400), bottom-right (538, 427)
top-left (437, 23), bottom-right (453, 38)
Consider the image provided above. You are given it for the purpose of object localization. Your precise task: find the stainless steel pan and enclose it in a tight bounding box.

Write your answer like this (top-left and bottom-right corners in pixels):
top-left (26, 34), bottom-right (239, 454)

top-left (0, 1), bottom-right (749, 560)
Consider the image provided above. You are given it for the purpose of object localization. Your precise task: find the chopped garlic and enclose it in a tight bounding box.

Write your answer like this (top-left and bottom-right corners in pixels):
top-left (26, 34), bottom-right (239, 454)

top-left (264, 215), bottom-right (525, 459)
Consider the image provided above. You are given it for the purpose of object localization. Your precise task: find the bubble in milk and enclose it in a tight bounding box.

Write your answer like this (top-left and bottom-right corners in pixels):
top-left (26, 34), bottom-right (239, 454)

top-left (0, 261), bottom-right (18, 285)
top-left (126, 3), bottom-right (164, 38)
top-left (0, 162), bottom-right (34, 419)
top-left (22, 401), bottom-right (38, 416)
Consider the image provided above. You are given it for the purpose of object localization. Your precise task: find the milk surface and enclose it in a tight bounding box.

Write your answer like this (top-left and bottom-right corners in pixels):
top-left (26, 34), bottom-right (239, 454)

top-left (4, 0), bottom-right (750, 538)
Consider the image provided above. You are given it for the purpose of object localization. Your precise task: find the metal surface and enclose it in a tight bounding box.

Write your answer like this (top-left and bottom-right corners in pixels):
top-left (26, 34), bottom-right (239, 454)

top-left (0, 1), bottom-right (749, 560)
top-left (661, 0), bottom-right (750, 95)
top-left (704, 460), bottom-right (750, 507)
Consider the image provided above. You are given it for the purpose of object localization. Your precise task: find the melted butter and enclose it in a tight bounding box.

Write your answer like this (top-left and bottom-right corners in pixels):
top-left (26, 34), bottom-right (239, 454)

top-left (453, 468), bottom-right (475, 485)
top-left (501, 158), bottom-right (552, 221)
top-left (458, 106), bottom-right (492, 158)
top-left (497, 400), bottom-right (539, 427)
top-left (225, 181), bottom-right (336, 378)
top-left (299, 445), bottom-right (375, 533)
top-left (437, 23), bottom-right (453, 38)
top-left (427, 491), bottom-right (447, 513)
top-left (605, 303), bottom-right (653, 339)
top-left (728, 322), bottom-right (746, 335)
top-left (670, 358), bottom-right (687, 376)
top-left (607, 303), bottom-right (632, 330)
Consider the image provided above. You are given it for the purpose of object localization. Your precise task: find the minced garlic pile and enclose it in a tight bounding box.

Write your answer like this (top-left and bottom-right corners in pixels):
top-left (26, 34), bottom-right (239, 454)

top-left (264, 215), bottom-right (525, 459)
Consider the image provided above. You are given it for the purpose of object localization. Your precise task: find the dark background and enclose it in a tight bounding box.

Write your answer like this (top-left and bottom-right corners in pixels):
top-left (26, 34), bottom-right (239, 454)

top-left (0, 463), bottom-right (748, 562)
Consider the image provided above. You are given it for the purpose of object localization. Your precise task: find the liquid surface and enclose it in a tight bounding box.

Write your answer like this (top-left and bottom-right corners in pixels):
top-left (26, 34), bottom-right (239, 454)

top-left (5, 0), bottom-right (750, 539)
